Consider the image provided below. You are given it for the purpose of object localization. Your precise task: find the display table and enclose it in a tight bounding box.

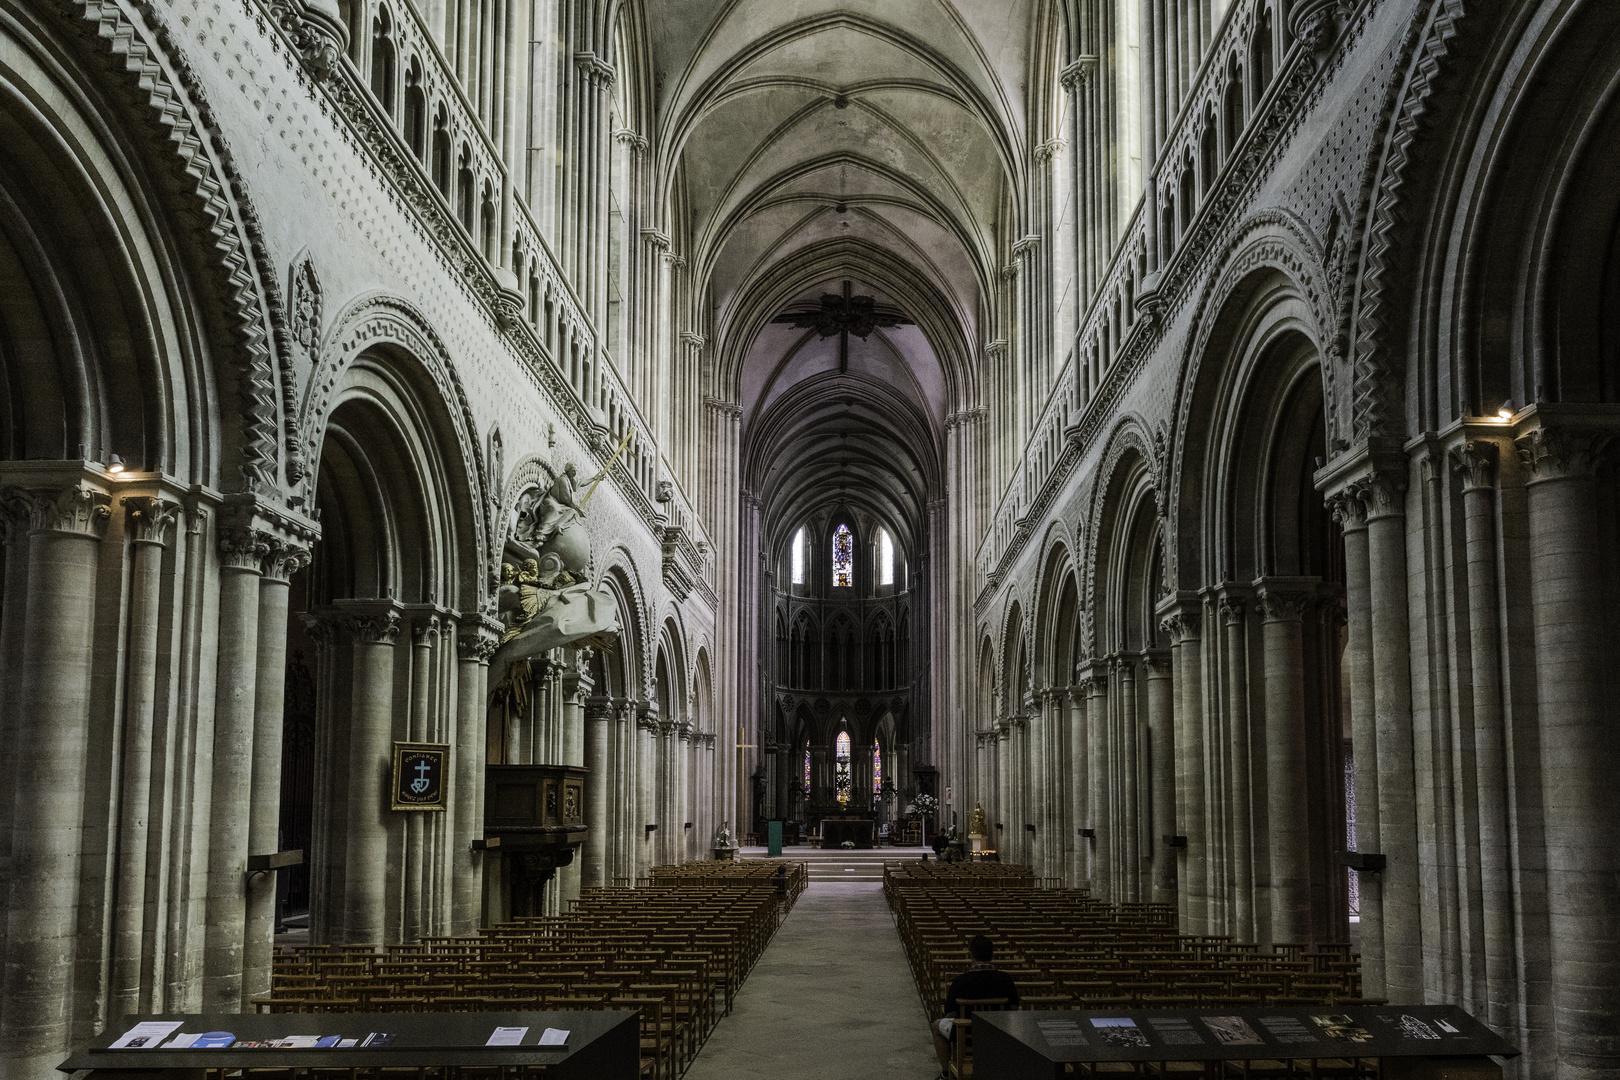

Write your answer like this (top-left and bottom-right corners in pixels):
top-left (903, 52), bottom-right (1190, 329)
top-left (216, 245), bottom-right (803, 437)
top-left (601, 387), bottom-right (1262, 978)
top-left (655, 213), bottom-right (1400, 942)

top-left (58, 1010), bottom-right (639, 1078)
top-left (970, 1005), bottom-right (1516, 1080)
top-left (819, 819), bottom-right (875, 848)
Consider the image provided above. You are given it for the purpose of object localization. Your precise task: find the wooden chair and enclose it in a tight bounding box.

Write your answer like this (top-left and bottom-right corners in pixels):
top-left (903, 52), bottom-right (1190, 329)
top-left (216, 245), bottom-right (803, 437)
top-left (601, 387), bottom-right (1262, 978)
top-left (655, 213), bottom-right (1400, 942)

top-left (948, 996), bottom-right (1009, 1080)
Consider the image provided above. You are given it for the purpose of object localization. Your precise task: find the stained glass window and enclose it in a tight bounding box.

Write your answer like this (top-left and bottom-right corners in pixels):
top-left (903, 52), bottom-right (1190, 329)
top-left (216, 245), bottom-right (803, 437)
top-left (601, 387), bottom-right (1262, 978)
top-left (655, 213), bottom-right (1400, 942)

top-left (803, 748), bottom-right (811, 795)
top-left (835, 731), bottom-right (851, 805)
top-left (791, 527), bottom-right (806, 584)
top-left (872, 739), bottom-right (883, 797)
top-left (879, 529), bottom-right (894, 586)
top-left (832, 523), bottom-right (853, 588)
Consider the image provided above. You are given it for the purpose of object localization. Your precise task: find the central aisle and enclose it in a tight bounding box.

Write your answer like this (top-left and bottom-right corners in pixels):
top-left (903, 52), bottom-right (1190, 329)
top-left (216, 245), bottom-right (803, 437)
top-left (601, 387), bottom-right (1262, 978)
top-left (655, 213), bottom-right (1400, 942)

top-left (684, 881), bottom-right (938, 1078)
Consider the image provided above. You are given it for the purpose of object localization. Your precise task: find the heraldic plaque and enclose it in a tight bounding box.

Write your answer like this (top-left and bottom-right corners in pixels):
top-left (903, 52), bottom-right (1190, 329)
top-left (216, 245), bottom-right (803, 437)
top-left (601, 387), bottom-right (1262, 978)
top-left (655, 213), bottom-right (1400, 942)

top-left (392, 742), bottom-right (450, 811)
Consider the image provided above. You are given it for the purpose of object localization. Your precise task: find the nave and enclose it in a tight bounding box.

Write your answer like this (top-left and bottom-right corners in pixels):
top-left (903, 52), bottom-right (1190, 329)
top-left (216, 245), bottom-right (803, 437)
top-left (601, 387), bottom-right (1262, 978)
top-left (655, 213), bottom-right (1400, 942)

top-left (683, 880), bottom-right (937, 1080)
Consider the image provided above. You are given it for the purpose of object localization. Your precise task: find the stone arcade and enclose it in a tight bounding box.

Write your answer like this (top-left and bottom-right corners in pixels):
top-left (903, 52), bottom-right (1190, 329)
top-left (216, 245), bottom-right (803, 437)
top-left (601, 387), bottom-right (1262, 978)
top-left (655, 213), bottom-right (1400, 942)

top-left (0, 0), bottom-right (1617, 1077)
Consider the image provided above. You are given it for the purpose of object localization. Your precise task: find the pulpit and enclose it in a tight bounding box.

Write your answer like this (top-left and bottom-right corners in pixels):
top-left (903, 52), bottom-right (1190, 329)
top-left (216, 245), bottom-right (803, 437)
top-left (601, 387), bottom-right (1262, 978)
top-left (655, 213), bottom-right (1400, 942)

top-left (819, 818), bottom-right (875, 848)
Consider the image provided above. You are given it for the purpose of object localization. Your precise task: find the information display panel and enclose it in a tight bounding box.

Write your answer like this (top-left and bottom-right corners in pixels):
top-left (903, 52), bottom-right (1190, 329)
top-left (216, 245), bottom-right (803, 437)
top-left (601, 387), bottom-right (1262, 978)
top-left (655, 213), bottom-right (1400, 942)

top-left (972, 1005), bottom-right (1516, 1080)
top-left (59, 1010), bottom-right (638, 1078)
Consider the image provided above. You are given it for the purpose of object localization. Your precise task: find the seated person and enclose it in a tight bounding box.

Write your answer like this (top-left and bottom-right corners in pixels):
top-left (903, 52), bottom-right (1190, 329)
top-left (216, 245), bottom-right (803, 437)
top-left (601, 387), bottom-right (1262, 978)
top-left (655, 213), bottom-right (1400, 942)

top-left (931, 935), bottom-right (1020, 1076)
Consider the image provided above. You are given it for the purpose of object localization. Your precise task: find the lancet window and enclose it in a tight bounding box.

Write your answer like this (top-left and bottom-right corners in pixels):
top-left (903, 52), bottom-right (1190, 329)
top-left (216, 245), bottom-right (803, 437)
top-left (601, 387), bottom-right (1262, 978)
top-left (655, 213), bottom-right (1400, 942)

top-left (832, 523), bottom-right (853, 587)
top-left (835, 731), bottom-right (851, 805)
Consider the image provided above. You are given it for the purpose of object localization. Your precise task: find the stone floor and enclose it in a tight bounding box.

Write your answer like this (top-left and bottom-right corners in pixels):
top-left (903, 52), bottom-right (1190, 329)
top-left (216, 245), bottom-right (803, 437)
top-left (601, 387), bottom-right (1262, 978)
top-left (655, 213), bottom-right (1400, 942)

top-left (685, 881), bottom-right (940, 1079)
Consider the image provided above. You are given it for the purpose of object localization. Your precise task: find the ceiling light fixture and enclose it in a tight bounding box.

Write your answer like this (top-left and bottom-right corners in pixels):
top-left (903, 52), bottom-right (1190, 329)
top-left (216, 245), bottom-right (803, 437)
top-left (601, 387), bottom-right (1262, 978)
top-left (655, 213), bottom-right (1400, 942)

top-left (1497, 400), bottom-right (1515, 421)
top-left (107, 454), bottom-right (125, 474)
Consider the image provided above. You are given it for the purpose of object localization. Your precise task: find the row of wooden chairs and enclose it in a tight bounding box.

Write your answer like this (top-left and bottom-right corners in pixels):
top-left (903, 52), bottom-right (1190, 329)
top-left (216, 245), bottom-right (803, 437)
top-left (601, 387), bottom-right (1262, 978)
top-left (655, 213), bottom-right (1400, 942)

top-left (887, 864), bottom-right (1363, 1021)
top-left (258, 865), bottom-right (803, 1080)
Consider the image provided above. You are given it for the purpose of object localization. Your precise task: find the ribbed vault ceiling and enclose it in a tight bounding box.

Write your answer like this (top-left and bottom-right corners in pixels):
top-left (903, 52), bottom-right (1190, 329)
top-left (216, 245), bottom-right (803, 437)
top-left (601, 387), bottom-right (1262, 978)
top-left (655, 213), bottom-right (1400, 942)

top-left (648, 0), bottom-right (1033, 556)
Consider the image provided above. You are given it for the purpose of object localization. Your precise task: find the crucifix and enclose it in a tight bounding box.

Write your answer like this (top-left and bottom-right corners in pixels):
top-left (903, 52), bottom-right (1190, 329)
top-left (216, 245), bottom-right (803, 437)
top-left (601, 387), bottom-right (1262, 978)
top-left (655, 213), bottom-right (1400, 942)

top-left (771, 280), bottom-right (912, 373)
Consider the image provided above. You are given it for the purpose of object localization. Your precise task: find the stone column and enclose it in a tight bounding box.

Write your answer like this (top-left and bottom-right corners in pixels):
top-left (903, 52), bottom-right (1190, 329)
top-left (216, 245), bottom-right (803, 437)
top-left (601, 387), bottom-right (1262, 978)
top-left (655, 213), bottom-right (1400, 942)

top-left (1163, 603), bottom-right (1208, 935)
top-left (1517, 424), bottom-right (1620, 1079)
top-left (555, 659), bottom-right (589, 902)
top-left (403, 615), bottom-right (440, 944)
top-left (204, 523), bottom-right (268, 1010)
top-left (1327, 483), bottom-right (1383, 996)
top-left (1144, 650), bottom-right (1176, 906)
top-left (0, 478), bottom-right (110, 1076)
top-left (340, 604), bottom-right (402, 945)
top-left (1219, 593), bottom-right (1254, 941)
top-left (453, 617), bottom-right (500, 935)
top-left (1361, 464), bottom-right (1421, 1003)
top-left (1450, 440), bottom-right (1514, 1029)
top-left (244, 535), bottom-right (311, 1005)
top-left (1118, 658), bottom-right (1139, 902)
top-left (636, 706), bottom-right (658, 879)
top-left (582, 696), bottom-right (613, 889)
top-left (561, 650), bottom-right (592, 767)
top-left (1066, 685), bottom-right (1087, 888)
top-left (991, 722), bottom-right (1004, 848)
top-left (676, 723), bottom-right (693, 862)
top-left (110, 496), bottom-right (180, 1017)
top-left (1083, 667), bottom-right (1109, 897)
top-left (1256, 582), bottom-right (1313, 945)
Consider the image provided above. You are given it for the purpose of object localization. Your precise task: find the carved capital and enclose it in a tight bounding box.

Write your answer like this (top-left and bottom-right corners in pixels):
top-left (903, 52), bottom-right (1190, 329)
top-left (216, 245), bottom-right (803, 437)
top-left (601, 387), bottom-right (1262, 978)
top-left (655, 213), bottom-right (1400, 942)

top-left (457, 615), bottom-right (504, 663)
top-left (1449, 440), bottom-right (1499, 492)
top-left (345, 610), bottom-right (402, 645)
top-left (1516, 427), bottom-right (1611, 484)
top-left (1255, 588), bottom-right (1311, 623)
top-left (12, 484), bottom-right (114, 540)
top-left (0, 491), bottom-right (30, 544)
top-left (1356, 469), bottom-right (1407, 521)
top-left (122, 495), bottom-right (182, 547)
top-left (218, 525), bottom-right (272, 572)
top-left (1218, 596), bottom-right (1246, 623)
top-left (1325, 487), bottom-right (1368, 532)
top-left (412, 616), bottom-right (442, 645)
top-left (1141, 651), bottom-right (1172, 677)
top-left (613, 128), bottom-right (648, 153)
top-left (262, 537), bottom-right (313, 583)
top-left (1158, 612), bottom-right (1195, 643)
top-left (640, 228), bottom-right (671, 252)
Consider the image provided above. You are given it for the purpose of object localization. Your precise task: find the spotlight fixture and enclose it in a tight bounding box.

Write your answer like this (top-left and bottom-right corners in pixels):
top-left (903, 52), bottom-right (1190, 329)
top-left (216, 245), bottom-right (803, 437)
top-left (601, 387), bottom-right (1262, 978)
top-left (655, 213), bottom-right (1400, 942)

top-left (1497, 400), bottom-right (1515, 420)
top-left (107, 454), bottom-right (125, 474)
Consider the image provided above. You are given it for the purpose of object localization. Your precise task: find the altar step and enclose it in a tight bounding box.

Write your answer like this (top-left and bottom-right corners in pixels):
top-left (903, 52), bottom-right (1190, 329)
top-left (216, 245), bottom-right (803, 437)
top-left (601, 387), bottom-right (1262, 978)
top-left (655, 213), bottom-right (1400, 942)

top-left (737, 846), bottom-right (932, 883)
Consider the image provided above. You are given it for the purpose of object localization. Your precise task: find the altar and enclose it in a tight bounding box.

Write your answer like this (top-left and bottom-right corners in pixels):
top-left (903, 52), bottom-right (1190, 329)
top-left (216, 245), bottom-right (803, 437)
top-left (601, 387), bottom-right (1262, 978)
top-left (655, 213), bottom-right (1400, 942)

top-left (820, 819), bottom-right (875, 849)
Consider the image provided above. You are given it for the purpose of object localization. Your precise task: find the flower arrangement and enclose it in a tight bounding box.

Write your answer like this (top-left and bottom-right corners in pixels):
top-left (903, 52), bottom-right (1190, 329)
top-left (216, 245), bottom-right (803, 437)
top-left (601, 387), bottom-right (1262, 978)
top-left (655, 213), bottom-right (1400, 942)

top-left (907, 794), bottom-right (939, 820)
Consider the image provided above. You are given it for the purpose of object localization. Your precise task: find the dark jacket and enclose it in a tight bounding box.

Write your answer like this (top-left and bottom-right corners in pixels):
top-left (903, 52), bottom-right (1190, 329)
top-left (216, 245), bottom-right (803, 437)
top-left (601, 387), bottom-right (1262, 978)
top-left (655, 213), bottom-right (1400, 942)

top-left (944, 963), bottom-right (1020, 1018)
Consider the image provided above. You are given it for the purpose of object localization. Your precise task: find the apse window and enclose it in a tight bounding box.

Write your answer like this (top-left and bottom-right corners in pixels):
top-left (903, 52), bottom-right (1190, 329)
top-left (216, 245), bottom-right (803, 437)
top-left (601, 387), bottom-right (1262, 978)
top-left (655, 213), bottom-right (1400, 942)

top-left (879, 529), bottom-right (894, 586)
top-left (832, 523), bottom-right (853, 587)
top-left (835, 731), bottom-right (851, 805)
top-left (803, 748), bottom-right (812, 795)
top-left (872, 740), bottom-right (883, 797)
top-left (791, 527), bottom-right (807, 584)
